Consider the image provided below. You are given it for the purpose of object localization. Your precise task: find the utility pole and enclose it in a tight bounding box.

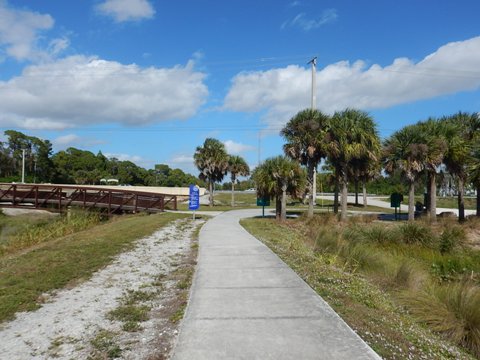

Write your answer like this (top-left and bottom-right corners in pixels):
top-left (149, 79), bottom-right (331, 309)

top-left (21, 149), bottom-right (26, 183)
top-left (309, 57), bottom-right (317, 110)
top-left (258, 130), bottom-right (261, 166)
top-left (308, 57), bottom-right (317, 206)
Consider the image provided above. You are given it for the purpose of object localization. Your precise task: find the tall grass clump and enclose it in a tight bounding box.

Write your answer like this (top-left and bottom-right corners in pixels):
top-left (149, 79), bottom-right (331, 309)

top-left (313, 227), bottom-right (342, 254)
top-left (392, 259), bottom-right (428, 290)
top-left (338, 242), bottom-right (385, 273)
top-left (394, 222), bottom-right (436, 246)
top-left (344, 224), bottom-right (393, 244)
top-left (1, 210), bottom-right (102, 255)
top-left (439, 225), bottom-right (466, 254)
top-left (403, 281), bottom-right (480, 357)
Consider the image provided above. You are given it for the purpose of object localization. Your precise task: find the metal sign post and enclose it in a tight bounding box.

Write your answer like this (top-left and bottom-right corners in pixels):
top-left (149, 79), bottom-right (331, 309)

top-left (189, 184), bottom-right (200, 220)
top-left (390, 192), bottom-right (404, 221)
top-left (257, 197), bottom-right (270, 218)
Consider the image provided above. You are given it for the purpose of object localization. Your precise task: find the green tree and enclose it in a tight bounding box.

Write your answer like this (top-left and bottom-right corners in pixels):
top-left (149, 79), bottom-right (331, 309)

top-left (228, 155), bottom-right (250, 207)
top-left (383, 125), bottom-right (427, 221)
top-left (281, 109), bottom-right (330, 218)
top-left (52, 148), bottom-right (99, 184)
top-left (194, 138), bottom-right (229, 207)
top-left (441, 112), bottom-right (480, 221)
top-left (327, 109), bottom-right (380, 221)
top-left (32, 138), bottom-right (55, 183)
top-left (253, 156), bottom-right (305, 221)
top-left (469, 144), bottom-right (480, 217)
top-left (3, 130), bottom-right (55, 182)
top-left (154, 164), bottom-right (171, 185)
top-left (416, 119), bottom-right (447, 222)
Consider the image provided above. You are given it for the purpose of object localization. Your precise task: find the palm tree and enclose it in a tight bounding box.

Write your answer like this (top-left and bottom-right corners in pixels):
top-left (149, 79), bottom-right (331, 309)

top-left (327, 109), bottom-right (380, 221)
top-left (416, 118), bottom-right (447, 222)
top-left (469, 144), bottom-right (480, 217)
top-left (281, 109), bottom-right (330, 218)
top-left (382, 125), bottom-right (427, 221)
top-left (350, 144), bottom-right (381, 207)
top-left (228, 155), bottom-right (250, 207)
top-left (194, 138), bottom-right (229, 207)
top-left (253, 156), bottom-right (305, 221)
top-left (441, 112), bottom-right (480, 221)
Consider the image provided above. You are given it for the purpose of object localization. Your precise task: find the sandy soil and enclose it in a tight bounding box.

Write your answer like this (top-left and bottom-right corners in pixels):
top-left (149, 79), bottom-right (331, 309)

top-left (0, 217), bottom-right (204, 360)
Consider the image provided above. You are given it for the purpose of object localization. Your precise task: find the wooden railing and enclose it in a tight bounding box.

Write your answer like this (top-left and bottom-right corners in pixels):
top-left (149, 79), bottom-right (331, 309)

top-left (0, 183), bottom-right (177, 214)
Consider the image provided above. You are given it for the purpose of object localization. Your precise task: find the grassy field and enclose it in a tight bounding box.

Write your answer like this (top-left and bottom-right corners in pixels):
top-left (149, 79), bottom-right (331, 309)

top-left (241, 215), bottom-right (480, 359)
top-left (178, 191), bottom-right (397, 214)
top-left (0, 211), bottom-right (188, 323)
top-left (435, 196), bottom-right (476, 210)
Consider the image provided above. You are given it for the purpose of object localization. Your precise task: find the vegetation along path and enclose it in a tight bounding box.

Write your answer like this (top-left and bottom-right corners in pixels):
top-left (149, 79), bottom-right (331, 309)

top-left (0, 216), bottom-right (205, 359)
top-left (172, 209), bottom-right (380, 359)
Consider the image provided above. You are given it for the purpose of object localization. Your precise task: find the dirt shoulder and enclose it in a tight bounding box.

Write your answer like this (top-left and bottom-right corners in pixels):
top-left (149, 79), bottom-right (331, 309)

top-left (0, 217), bottom-right (204, 360)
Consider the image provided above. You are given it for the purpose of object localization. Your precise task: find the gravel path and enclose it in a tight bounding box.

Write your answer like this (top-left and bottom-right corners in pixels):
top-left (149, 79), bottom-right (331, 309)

top-left (0, 217), bottom-right (203, 360)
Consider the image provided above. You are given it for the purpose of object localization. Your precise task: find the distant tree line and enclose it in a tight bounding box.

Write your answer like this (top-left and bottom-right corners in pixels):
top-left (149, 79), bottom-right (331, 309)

top-left (0, 130), bottom-right (204, 187)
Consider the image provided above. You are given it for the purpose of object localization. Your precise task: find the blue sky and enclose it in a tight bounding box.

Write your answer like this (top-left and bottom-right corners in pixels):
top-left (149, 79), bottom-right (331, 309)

top-left (1, 0), bottom-right (480, 177)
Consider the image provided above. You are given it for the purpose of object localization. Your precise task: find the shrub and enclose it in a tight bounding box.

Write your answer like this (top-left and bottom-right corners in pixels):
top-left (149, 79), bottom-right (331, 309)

top-left (430, 256), bottom-right (475, 282)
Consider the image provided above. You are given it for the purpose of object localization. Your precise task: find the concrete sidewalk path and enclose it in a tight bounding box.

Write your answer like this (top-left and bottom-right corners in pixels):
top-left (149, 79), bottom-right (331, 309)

top-left (172, 209), bottom-right (380, 360)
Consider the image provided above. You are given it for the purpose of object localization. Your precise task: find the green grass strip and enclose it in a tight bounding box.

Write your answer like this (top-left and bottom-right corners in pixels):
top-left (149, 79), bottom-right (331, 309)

top-left (0, 212), bottom-right (188, 323)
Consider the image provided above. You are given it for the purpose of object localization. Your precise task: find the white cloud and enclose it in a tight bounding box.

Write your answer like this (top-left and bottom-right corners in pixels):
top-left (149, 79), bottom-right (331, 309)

top-left (224, 140), bottom-right (255, 154)
top-left (0, 55), bottom-right (208, 130)
top-left (53, 134), bottom-right (81, 146)
top-left (52, 134), bottom-right (106, 150)
top-left (47, 37), bottom-right (70, 57)
top-left (0, 1), bottom-right (56, 61)
top-left (224, 36), bottom-right (480, 128)
top-left (168, 154), bottom-right (196, 174)
top-left (170, 155), bottom-right (194, 164)
top-left (288, 1), bottom-right (301, 8)
top-left (96, 0), bottom-right (155, 22)
top-left (282, 9), bottom-right (337, 31)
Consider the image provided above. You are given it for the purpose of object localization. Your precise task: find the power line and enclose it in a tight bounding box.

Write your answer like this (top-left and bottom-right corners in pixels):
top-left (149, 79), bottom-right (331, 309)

top-left (13, 53), bottom-right (480, 80)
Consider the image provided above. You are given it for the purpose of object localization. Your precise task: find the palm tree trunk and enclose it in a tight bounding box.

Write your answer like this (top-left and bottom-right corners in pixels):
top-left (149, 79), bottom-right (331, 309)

top-left (426, 174), bottom-right (431, 218)
top-left (307, 163), bottom-right (314, 218)
top-left (408, 181), bottom-right (415, 221)
top-left (476, 186), bottom-right (480, 217)
top-left (281, 183), bottom-right (287, 221)
top-left (362, 179), bottom-right (367, 207)
top-left (231, 181), bottom-right (235, 207)
top-left (276, 195), bottom-right (281, 221)
top-left (334, 176), bottom-right (339, 214)
top-left (209, 180), bottom-right (214, 207)
top-left (341, 171), bottom-right (348, 222)
top-left (458, 177), bottom-right (465, 222)
top-left (429, 172), bottom-right (437, 222)
top-left (354, 179), bottom-right (359, 206)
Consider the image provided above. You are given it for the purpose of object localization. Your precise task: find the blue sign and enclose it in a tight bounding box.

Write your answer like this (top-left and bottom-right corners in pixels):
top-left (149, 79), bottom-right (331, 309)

top-left (189, 184), bottom-right (200, 210)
